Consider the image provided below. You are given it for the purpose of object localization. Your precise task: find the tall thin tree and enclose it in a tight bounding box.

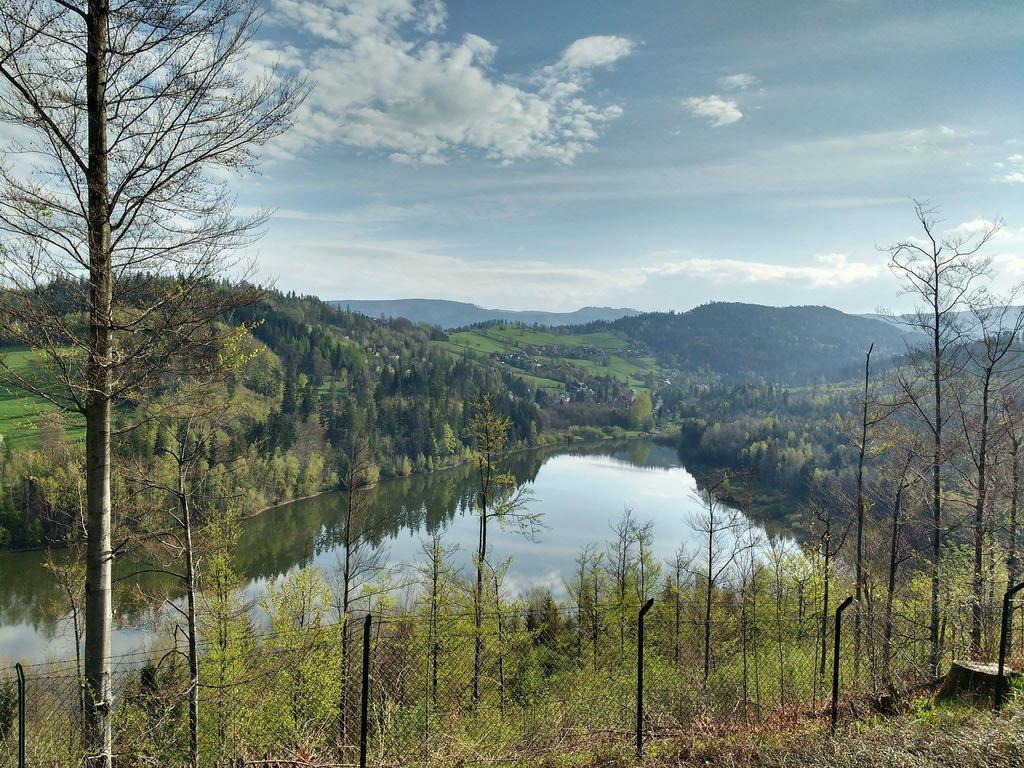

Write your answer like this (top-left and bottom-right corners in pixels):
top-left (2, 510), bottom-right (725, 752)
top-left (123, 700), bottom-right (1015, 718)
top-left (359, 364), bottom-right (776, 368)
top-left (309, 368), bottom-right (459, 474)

top-left (884, 200), bottom-right (998, 675)
top-left (0, 2), bottom-right (305, 761)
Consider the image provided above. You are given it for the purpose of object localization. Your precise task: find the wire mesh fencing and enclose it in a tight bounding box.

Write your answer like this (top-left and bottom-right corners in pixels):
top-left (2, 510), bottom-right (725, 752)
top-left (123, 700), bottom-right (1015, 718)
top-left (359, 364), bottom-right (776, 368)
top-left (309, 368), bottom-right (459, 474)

top-left (2, 591), bottom-right (1020, 768)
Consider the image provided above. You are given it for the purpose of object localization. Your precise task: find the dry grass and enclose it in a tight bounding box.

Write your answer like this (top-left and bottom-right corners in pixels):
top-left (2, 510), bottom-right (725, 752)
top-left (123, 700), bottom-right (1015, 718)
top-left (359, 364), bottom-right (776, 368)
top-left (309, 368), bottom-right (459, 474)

top-left (531, 702), bottom-right (1024, 768)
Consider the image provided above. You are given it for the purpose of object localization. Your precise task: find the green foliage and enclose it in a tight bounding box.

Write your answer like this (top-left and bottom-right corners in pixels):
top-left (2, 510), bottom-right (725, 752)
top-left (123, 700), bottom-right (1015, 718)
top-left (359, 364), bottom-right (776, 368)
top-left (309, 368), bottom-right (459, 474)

top-left (600, 302), bottom-right (908, 384)
top-left (629, 391), bottom-right (654, 431)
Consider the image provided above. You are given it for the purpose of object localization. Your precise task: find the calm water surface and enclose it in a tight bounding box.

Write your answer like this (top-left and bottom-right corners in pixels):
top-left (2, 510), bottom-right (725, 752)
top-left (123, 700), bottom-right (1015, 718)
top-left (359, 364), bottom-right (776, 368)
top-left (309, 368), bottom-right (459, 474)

top-left (0, 439), bottom-right (766, 663)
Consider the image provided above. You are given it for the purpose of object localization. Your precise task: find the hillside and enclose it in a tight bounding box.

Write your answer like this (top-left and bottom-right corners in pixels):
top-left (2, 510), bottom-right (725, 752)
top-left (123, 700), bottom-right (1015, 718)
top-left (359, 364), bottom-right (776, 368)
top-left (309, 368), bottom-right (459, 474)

top-left (329, 298), bottom-right (640, 328)
top-left (445, 302), bottom-right (913, 392)
top-left (605, 302), bottom-right (911, 383)
top-left (440, 323), bottom-right (660, 392)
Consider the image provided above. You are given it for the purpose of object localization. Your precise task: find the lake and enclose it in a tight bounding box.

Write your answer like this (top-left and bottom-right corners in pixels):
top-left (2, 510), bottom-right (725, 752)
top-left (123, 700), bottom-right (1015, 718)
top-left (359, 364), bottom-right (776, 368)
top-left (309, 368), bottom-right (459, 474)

top-left (0, 439), bottom-right (767, 663)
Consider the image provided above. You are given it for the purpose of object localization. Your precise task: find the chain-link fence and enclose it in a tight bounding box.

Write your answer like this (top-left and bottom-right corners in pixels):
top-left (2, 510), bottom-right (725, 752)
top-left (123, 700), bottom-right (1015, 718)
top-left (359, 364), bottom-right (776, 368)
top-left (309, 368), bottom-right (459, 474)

top-left (2, 591), bottom-right (1022, 768)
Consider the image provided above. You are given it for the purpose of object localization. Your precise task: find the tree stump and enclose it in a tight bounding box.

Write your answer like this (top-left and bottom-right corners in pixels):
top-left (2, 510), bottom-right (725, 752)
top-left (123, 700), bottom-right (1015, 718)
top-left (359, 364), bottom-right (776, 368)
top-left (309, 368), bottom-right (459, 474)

top-left (937, 661), bottom-right (1019, 701)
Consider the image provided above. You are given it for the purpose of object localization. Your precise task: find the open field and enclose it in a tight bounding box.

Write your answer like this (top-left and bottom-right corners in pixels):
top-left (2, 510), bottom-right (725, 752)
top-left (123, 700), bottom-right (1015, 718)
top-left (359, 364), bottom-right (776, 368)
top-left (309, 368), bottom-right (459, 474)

top-left (0, 348), bottom-right (85, 449)
top-left (437, 324), bottom-right (660, 390)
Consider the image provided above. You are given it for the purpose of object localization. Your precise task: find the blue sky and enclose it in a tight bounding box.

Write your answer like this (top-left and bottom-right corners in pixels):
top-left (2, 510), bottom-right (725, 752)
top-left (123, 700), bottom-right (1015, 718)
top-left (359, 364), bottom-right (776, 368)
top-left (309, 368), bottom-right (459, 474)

top-left (240, 0), bottom-right (1024, 312)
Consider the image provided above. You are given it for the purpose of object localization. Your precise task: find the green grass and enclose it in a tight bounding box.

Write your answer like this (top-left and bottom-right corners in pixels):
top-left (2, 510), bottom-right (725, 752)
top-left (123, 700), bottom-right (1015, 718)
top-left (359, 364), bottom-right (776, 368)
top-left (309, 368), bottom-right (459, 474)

top-left (439, 325), bottom-right (660, 390)
top-left (0, 348), bottom-right (85, 449)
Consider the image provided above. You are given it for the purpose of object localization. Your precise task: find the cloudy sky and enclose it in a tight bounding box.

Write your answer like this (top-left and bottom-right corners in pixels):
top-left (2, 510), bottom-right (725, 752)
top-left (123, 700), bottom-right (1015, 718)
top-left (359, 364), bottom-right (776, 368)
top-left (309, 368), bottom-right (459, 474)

top-left (239, 0), bottom-right (1024, 313)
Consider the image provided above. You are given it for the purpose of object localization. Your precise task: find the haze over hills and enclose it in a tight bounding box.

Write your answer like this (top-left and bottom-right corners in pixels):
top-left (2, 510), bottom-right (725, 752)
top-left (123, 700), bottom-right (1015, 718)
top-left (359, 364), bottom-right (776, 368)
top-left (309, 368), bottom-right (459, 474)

top-left (329, 298), bottom-right (640, 328)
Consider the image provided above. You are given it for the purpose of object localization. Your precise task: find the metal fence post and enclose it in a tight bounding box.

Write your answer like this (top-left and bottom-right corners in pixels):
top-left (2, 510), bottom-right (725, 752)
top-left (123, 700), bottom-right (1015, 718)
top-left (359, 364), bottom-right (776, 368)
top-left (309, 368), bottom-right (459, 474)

top-left (359, 614), bottom-right (372, 768)
top-left (636, 598), bottom-right (654, 759)
top-left (831, 596), bottom-right (853, 733)
top-left (996, 581), bottom-right (1024, 712)
top-left (15, 663), bottom-right (25, 768)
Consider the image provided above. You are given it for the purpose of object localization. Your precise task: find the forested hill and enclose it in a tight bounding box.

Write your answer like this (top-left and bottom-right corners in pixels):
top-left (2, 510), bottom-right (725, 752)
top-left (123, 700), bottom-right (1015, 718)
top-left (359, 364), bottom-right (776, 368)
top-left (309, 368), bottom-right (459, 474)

top-left (329, 298), bottom-right (640, 328)
top-left (599, 302), bottom-right (911, 383)
top-left (328, 299), bottom-right (912, 385)
top-left (3, 286), bottom-right (656, 548)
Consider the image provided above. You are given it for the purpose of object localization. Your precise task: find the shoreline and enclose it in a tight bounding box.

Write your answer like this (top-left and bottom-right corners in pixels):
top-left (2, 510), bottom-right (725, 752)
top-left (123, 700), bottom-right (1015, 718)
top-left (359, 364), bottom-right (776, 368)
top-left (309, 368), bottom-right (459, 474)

top-left (1, 429), bottom-right (655, 554)
top-left (256, 428), bottom-right (652, 517)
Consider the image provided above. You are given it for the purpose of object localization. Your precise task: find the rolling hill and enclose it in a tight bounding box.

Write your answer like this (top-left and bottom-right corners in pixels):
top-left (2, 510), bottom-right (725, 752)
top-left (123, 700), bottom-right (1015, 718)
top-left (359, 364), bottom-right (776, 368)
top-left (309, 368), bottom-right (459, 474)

top-left (603, 303), bottom-right (911, 383)
top-left (329, 299), bottom-right (640, 329)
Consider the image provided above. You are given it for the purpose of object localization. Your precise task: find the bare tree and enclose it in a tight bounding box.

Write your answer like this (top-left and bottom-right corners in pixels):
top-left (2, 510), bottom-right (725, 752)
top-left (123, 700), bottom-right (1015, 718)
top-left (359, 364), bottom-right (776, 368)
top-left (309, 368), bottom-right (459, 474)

top-left (127, 395), bottom-right (231, 768)
top-left (950, 294), bottom-right (1024, 653)
top-left (417, 533), bottom-right (457, 707)
top-left (468, 392), bottom-right (539, 706)
top-left (806, 491), bottom-right (851, 678)
top-left (851, 343), bottom-right (891, 678)
top-left (1001, 391), bottom-right (1024, 652)
top-left (0, 1), bottom-right (306, 759)
top-left (634, 517), bottom-right (658, 604)
top-left (688, 476), bottom-right (753, 683)
top-left (330, 434), bottom-right (386, 744)
top-left (608, 506), bottom-right (637, 649)
top-left (883, 200), bottom-right (998, 674)
top-left (666, 544), bottom-right (694, 665)
top-left (44, 548), bottom-right (87, 720)
top-left (568, 542), bottom-right (599, 663)
top-left (875, 443), bottom-right (917, 691)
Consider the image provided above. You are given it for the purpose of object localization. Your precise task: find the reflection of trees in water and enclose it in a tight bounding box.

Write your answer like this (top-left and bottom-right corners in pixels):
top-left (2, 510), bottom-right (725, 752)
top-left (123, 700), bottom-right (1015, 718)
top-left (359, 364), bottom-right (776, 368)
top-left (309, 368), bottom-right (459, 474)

top-left (0, 546), bottom-right (173, 636)
top-left (0, 440), bottom-right (681, 636)
top-left (232, 439), bottom-right (677, 584)
top-left (0, 549), bottom-right (65, 631)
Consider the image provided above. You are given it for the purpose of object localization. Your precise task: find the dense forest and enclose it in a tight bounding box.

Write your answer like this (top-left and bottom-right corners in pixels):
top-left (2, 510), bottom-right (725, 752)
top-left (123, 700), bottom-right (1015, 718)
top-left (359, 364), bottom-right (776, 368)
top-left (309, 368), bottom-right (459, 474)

top-left (587, 303), bottom-right (910, 384)
top-left (0, 288), bottom-right (652, 550)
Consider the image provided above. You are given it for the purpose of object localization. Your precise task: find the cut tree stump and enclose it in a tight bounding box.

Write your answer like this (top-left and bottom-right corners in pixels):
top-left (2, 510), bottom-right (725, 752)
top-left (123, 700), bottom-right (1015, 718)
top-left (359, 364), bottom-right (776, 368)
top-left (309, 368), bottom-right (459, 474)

top-left (937, 661), bottom-right (1019, 701)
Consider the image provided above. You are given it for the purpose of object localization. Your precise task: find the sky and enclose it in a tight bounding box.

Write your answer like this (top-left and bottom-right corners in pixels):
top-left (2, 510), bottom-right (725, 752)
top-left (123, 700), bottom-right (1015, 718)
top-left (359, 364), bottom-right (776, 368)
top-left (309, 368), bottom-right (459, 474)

top-left (237, 0), bottom-right (1024, 313)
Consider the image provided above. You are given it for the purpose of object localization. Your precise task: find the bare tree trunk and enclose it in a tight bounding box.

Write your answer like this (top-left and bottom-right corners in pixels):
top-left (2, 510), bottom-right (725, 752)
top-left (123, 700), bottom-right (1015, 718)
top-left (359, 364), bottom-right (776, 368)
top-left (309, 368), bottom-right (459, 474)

top-left (854, 344), bottom-right (873, 679)
top-left (882, 461), bottom-right (908, 691)
top-left (181, 485), bottom-right (200, 768)
top-left (590, 559), bottom-right (600, 672)
top-left (1009, 435), bottom-right (1021, 651)
top-left (338, 460), bottom-right (355, 743)
top-left (820, 548), bottom-right (830, 678)
top-left (473, 483), bottom-right (487, 707)
top-left (494, 573), bottom-right (505, 716)
top-left (704, 512), bottom-right (714, 683)
top-left (971, 371), bottom-right (993, 655)
top-left (929, 291), bottom-right (943, 677)
top-left (430, 547), bottom-right (440, 706)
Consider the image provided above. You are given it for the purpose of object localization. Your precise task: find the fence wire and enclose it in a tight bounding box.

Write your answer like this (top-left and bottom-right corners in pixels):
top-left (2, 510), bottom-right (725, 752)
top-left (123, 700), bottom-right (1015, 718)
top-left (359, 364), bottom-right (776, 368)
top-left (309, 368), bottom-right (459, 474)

top-left (2, 594), bottom-right (1021, 767)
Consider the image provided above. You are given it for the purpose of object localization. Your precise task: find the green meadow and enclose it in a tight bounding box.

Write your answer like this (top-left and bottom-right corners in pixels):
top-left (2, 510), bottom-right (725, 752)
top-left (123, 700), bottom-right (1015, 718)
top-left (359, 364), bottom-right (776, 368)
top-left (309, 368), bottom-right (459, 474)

top-left (0, 348), bottom-right (85, 449)
top-left (437, 324), bottom-right (659, 390)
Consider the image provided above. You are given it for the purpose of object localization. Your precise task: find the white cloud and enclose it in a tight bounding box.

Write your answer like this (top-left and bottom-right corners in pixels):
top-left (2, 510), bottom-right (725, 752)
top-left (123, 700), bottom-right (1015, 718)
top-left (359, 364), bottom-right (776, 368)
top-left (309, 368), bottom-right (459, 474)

top-left (949, 218), bottom-right (1001, 236)
top-left (718, 73), bottom-right (757, 91)
top-left (682, 95), bottom-right (743, 127)
top-left (271, 239), bottom-right (647, 308)
top-left (644, 252), bottom-right (881, 287)
top-left (992, 153), bottom-right (1024, 182)
top-left (262, 0), bottom-right (634, 164)
top-left (557, 36), bottom-right (635, 69)
top-left (948, 220), bottom-right (1024, 284)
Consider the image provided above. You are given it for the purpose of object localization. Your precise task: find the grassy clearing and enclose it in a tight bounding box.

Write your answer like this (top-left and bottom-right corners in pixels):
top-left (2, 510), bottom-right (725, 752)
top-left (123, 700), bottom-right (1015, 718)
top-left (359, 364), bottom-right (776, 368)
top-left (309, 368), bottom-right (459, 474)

top-left (0, 348), bottom-right (84, 448)
top-left (441, 325), bottom-right (659, 390)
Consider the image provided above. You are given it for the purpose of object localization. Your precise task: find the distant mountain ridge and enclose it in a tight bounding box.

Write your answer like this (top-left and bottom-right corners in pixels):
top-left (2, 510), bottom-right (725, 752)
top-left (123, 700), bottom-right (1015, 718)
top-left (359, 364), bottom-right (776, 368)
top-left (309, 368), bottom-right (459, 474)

top-left (329, 298), bottom-right (641, 329)
top-left (601, 302), bottom-right (913, 383)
